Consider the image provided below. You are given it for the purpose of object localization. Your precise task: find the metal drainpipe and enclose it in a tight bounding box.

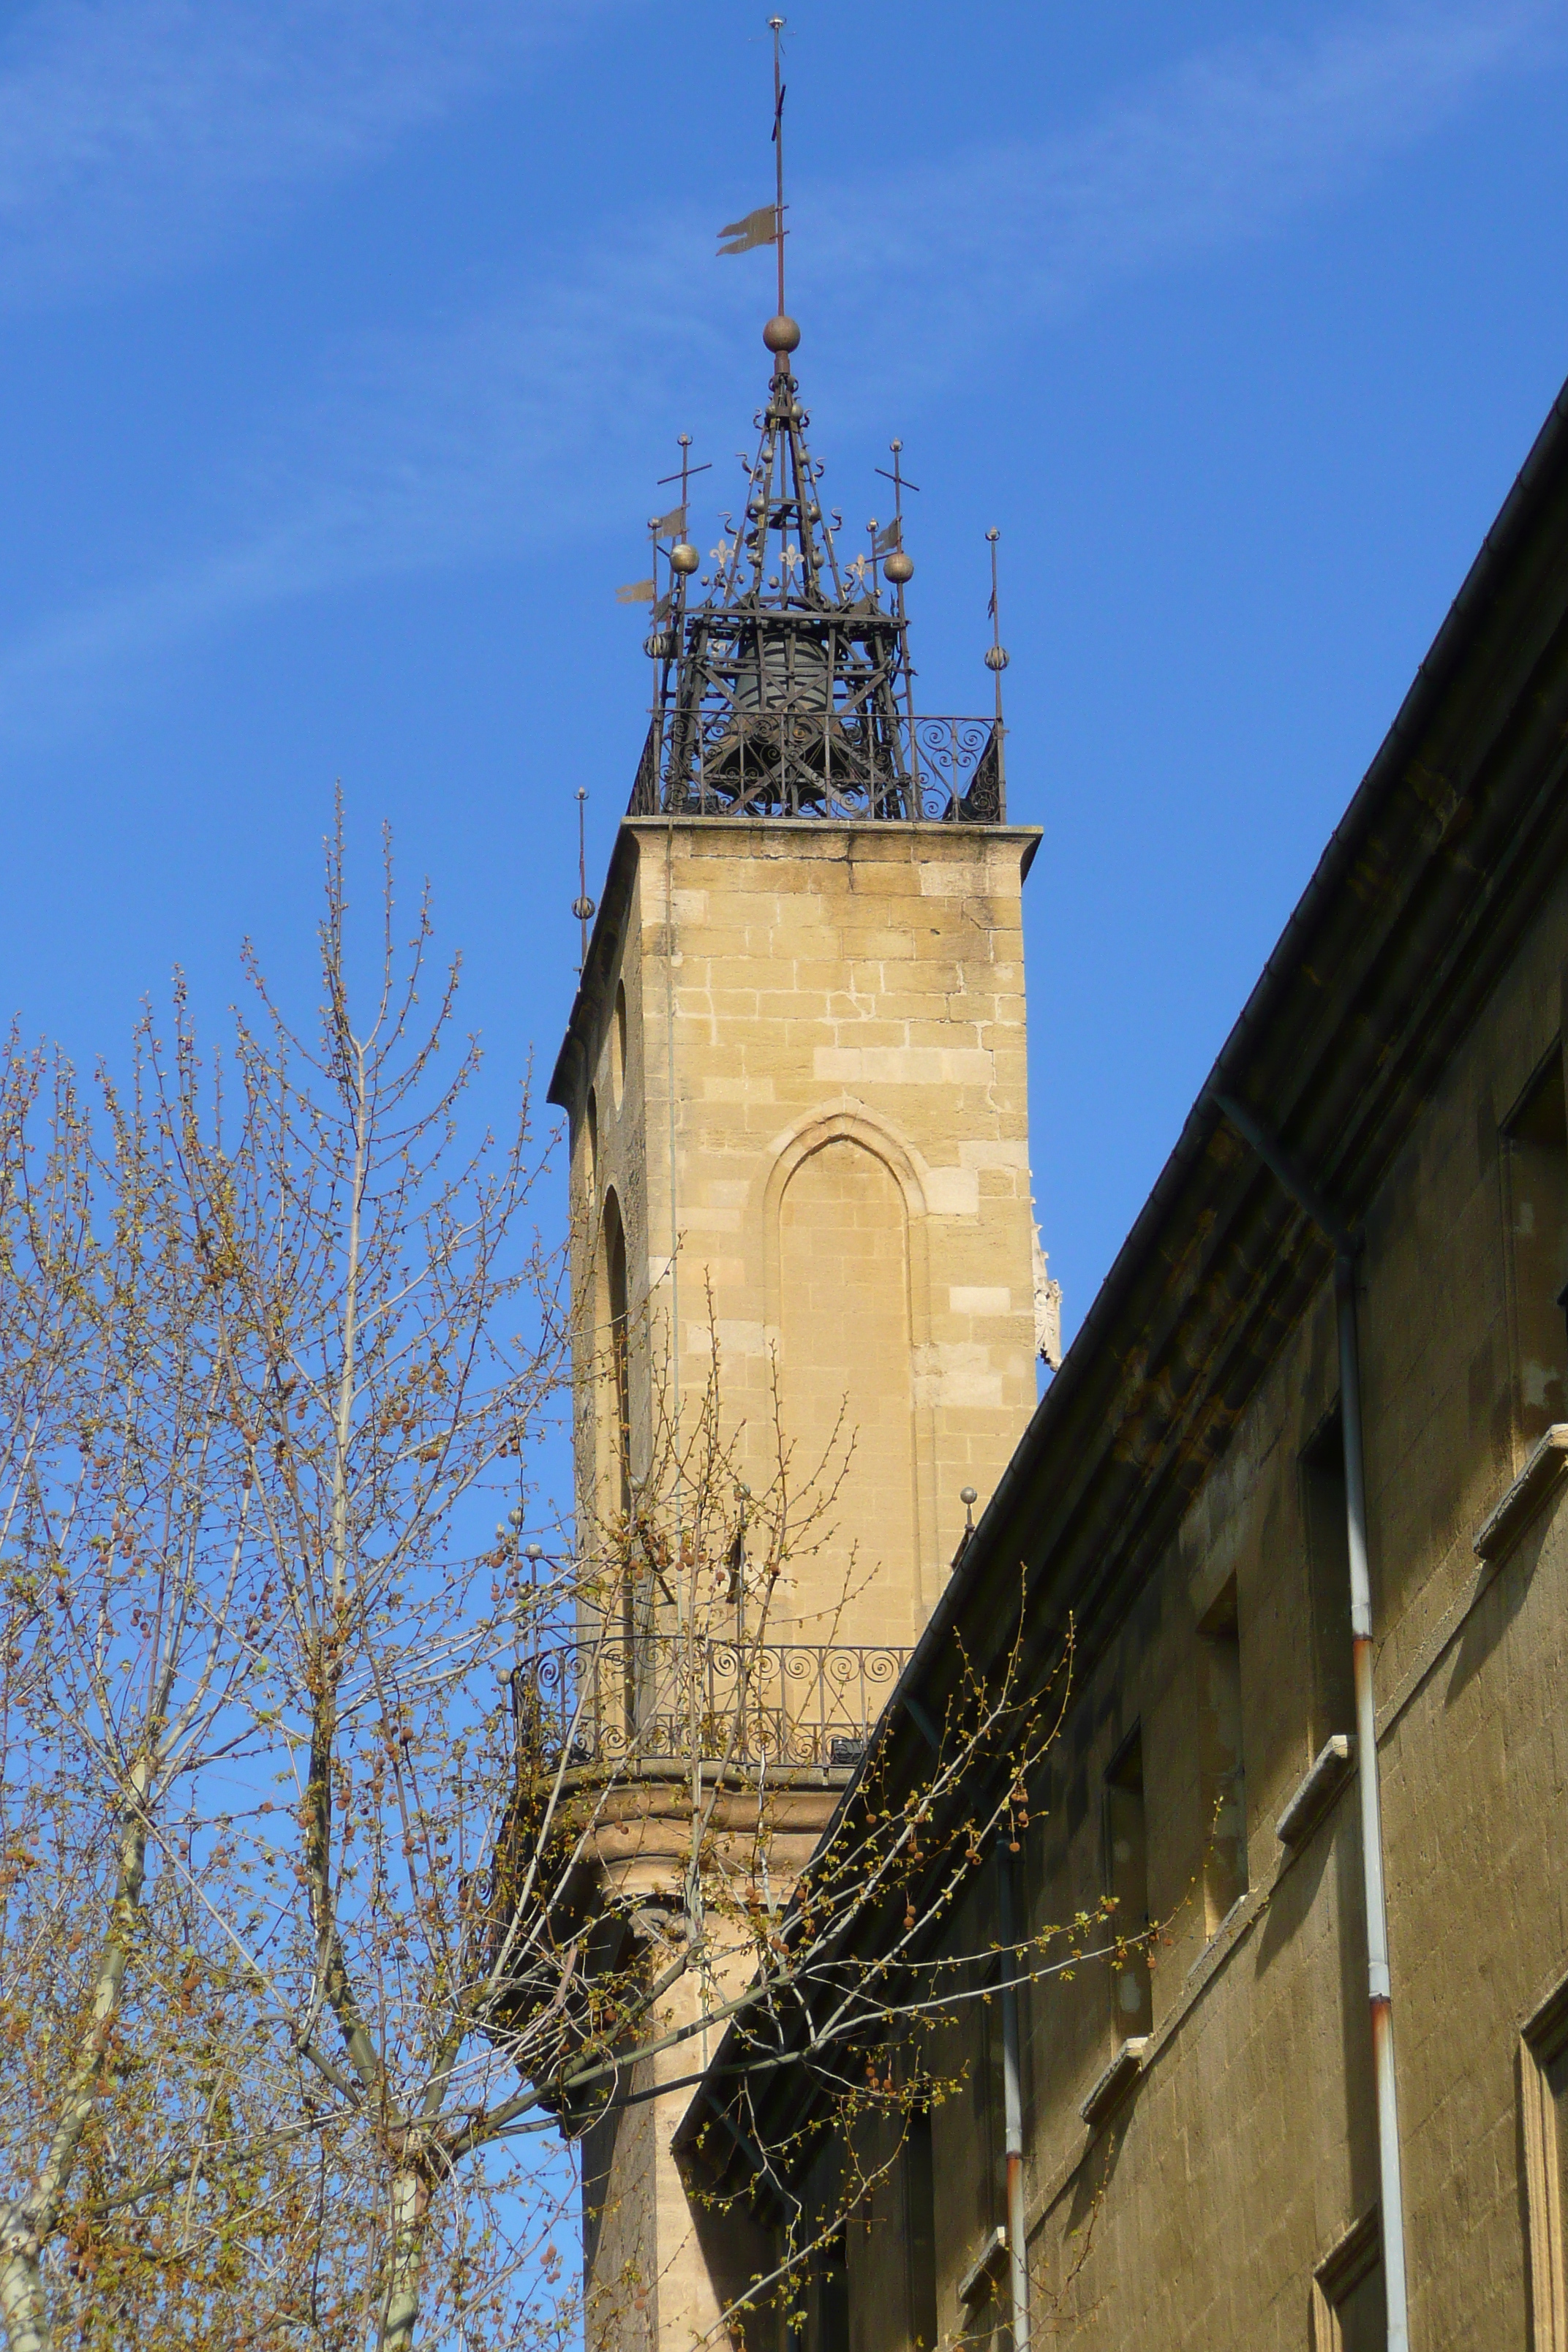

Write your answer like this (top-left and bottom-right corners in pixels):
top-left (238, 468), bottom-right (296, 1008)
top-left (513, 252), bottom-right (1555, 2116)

top-left (1335, 1253), bottom-right (1410, 2351)
top-left (1212, 1096), bottom-right (1409, 2349)
top-left (998, 1847), bottom-right (1030, 2352)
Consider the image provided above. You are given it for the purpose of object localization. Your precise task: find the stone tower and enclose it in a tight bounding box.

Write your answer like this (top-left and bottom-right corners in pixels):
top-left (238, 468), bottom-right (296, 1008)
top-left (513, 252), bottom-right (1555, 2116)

top-left (545, 301), bottom-right (1049, 2351)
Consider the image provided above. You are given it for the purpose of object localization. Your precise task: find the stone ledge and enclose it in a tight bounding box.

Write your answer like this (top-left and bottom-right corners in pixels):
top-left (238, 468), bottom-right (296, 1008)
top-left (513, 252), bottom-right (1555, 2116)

top-left (1472, 1423), bottom-right (1568, 1563)
top-left (1276, 1735), bottom-right (1354, 1845)
top-left (958, 2225), bottom-right (1009, 2305)
top-left (1365, 1425), bottom-right (1568, 1755)
top-left (1079, 2036), bottom-right (1149, 2129)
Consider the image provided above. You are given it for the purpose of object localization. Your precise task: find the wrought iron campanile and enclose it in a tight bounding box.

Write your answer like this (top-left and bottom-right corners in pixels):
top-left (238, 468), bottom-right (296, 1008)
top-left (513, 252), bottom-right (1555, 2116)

top-left (630, 322), bottom-right (1004, 827)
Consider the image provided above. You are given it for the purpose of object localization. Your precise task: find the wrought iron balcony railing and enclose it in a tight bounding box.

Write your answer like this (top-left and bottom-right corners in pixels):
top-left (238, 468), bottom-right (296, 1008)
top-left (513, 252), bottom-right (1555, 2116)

top-left (516, 1634), bottom-right (911, 1773)
top-left (627, 709), bottom-right (1003, 826)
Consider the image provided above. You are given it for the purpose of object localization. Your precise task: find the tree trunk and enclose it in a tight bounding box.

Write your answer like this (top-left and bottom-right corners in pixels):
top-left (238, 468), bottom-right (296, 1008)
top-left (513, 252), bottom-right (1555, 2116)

top-left (0, 1778), bottom-right (152, 2352)
top-left (377, 2164), bottom-right (430, 2352)
top-left (0, 2231), bottom-right (47, 2352)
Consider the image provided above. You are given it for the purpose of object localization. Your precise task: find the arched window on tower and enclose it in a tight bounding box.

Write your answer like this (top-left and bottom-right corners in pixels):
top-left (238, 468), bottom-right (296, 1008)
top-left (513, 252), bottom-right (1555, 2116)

top-left (778, 1136), bottom-right (915, 1645)
top-left (612, 981), bottom-right (627, 1113)
top-left (600, 1189), bottom-right (637, 1740)
top-left (601, 1189), bottom-right (630, 1519)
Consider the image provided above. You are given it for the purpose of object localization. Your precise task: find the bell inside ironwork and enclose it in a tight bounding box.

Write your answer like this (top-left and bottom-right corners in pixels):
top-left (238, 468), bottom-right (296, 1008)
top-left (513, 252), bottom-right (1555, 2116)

top-left (731, 627), bottom-right (831, 713)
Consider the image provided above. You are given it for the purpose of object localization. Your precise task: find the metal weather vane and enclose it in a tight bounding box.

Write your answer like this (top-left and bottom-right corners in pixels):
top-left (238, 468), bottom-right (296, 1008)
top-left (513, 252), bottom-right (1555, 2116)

top-left (716, 14), bottom-right (788, 313)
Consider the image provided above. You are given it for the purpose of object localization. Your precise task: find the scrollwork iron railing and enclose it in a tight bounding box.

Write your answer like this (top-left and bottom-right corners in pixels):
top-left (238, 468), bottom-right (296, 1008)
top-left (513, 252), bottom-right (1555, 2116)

top-left (518, 1635), bottom-right (910, 1771)
top-left (627, 711), bottom-right (1003, 824)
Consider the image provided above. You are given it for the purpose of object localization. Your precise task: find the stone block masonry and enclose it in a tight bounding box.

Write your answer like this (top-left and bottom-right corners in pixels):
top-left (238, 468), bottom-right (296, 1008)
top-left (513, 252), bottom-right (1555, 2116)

top-left (564, 816), bottom-right (1046, 1648)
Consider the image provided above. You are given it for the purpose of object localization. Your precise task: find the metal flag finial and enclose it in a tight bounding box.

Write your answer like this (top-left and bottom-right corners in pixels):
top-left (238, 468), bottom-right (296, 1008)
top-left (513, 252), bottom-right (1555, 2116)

top-left (719, 20), bottom-right (798, 371)
top-left (874, 440), bottom-right (919, 589)
top-left (874, 440), bottom-right (919, 742)
top-left (987, 527), bottom-right (1011, 724)
top-left (770, 17), bottom-right (787, 329)
top-left (572, 788), bottom-right (595, 973)
top-left (984, 529), bottom-right (1010, 788)
top-left (656, 431), bottom-right (712, 580)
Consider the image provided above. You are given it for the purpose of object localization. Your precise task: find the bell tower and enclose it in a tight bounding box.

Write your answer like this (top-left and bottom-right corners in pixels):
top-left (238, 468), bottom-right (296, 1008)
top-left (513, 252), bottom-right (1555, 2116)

top-left (543, 48), bottom-right (1051, 2344)
top-left (550, 363), bottom-right (1050, 1653)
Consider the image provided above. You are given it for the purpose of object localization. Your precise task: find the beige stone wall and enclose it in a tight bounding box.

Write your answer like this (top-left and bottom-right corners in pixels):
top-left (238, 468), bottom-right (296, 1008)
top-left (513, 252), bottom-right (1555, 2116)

top-left (567, 815), bottom-right (1044, 1650)
top-left (839, 867), bottom-right (1568, 2348)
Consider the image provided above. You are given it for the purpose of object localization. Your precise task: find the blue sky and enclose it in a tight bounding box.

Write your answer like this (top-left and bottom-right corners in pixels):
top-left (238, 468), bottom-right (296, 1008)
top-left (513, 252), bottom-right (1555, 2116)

top-left (3, 0), bottom-right (1568, 1392)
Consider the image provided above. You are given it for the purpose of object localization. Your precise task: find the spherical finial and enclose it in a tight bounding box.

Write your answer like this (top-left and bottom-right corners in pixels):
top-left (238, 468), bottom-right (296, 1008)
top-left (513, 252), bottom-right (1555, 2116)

top-left (763, 313), bottom-right (802, 355)
top-left (960, 1486), bottom-right (977, 1507)
top-left (572, 894), bottom-right (596, 921)
top-left (678, 432), bottom-right (692, 448)
top-left (984, 644), bottom-right (1010, 673)
top-left (670, 541), bottom-right (700, 576)
top-left (985, 527), bottom-right (1000, 544)
top-left (884, 549), bottom-right (914, 587)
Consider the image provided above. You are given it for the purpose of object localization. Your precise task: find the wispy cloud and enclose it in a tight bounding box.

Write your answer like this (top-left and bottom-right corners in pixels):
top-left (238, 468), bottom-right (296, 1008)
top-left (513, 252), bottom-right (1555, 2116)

top-left (0, 0), bottom-right (1557, 740)
top-left (0, 0), bottom-right (611, 305)
top-left (0, 233), bottom-right (715, 732)
top-left (796, 0), bottom-right (1561, 354)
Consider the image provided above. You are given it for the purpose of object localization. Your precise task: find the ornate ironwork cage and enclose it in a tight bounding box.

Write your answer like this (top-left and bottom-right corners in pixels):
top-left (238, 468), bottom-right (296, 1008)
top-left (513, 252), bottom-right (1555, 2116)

top-left (626, 353), bottom-right (1007, 826)
top-left (519, 1634), bottom-right (911, 1771)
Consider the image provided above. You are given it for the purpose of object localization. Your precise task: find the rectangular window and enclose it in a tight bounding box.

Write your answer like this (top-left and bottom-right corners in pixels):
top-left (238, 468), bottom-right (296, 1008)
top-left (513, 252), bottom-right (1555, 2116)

top-left (968, 1968), bottom-right (1005, 2239)
top-left (1300, 1409), bottom-right (1357, 1760)
top-left (1311, 2211), bottom-right (1384, 2352)
top-left (1197, 1577), bottom-right (1247, 1934)
top-left (1523, 1972), bottom-right (1568, 2351)
top-left (1504, 1047), bottom-right (1568, 1446)
top-left (904, 2108), bottom-right (938, 2352)
top-left (1105, 1730), bottom-right (1153, 2038)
